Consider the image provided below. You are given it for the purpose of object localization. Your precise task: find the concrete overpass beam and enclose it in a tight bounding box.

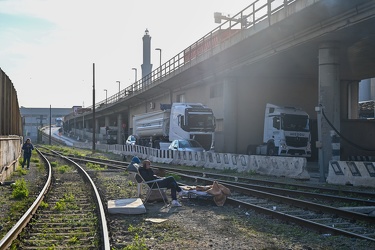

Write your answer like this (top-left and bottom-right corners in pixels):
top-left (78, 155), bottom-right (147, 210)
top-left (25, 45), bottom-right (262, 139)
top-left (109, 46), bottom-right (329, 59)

top-left (318, 41), bottom-right (341, 172)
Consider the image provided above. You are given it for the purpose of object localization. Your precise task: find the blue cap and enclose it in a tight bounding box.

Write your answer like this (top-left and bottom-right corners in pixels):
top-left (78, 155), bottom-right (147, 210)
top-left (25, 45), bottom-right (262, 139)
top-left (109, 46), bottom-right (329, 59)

top-left (131, 156), bottom-right (140, 164)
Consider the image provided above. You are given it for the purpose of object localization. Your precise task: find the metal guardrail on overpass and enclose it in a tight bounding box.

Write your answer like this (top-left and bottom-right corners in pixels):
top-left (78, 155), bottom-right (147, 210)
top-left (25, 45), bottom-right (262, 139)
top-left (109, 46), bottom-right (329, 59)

top-left (65, 0), bottom-right (301, 119)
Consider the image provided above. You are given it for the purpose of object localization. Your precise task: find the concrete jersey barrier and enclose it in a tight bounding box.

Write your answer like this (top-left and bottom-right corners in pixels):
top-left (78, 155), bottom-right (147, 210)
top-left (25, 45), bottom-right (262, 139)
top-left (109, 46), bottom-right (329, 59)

top-left (327, 161), bottom-right (375, 187)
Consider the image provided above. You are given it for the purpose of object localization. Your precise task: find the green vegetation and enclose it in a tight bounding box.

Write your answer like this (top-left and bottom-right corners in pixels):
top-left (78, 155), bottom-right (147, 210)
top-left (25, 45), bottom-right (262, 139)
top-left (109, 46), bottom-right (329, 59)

top-left (16, 166), bottom-right (28, 176)
top-left (128, 224), bottom-right (143, 234)
top-left (50, 161), bottom-right (58, 167)
top-left (221, 167), bottom-right (238, 174)
top-left (40, 201), bottom-right (49, 209)
top-left (97, 172), bottom-right (137, 198)
top-left (56, 164), bottom-right (72, 173)
top-left (166, 173), bottom-right (181, 181)
top-left (9, 199), bottom-right (30, 214)
top-left (11, 179), bottom-right (29, 199)
top-left (53, 200), bottom-right (67, 211)
top-left (123, 234), bottom-right (147, 250)
top-left (62, 193), bottom-right (75, 202)
top-left (67, 236), bottom-right (79, 245)
top-left (31, 157), bottom-right (39, 163)
top-left (45, 145), bottom-right (115, 160)
top-left (245, 170), bottom-right (257, 176)
top-left (53, 193), bottom-right (77, 211)
top-left (45, 145), bottom-right (89, 157)
top-left (85, 162), bottom-right (107, 171)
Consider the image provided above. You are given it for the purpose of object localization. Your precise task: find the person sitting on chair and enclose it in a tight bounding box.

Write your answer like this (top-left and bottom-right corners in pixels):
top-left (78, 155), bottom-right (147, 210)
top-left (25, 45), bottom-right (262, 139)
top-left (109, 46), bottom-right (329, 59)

top-left (139, 159), bottom-right (186, 207)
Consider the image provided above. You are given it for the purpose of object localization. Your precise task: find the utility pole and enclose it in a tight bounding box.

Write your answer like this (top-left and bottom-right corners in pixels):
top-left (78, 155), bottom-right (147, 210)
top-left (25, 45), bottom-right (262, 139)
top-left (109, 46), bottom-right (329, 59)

top-left (116, 81), bottom-right (120, 97)
top-left (49, 105), bottom-right (52, 145)
top-left (92, 63), bottom-right (96, 152)
top-left (155, 48), bottom-right (162, 78)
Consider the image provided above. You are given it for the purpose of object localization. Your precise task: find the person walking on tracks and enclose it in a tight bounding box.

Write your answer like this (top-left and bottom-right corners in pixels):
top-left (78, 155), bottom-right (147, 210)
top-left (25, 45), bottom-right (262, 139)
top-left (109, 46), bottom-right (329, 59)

top-left (22, 138), bottom-right (34, 169)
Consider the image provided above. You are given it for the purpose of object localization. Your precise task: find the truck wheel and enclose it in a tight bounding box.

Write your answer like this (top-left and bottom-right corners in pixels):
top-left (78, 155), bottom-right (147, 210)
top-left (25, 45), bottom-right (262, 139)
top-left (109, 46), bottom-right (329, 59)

top-left (267, 142), bottom-right (275, 156)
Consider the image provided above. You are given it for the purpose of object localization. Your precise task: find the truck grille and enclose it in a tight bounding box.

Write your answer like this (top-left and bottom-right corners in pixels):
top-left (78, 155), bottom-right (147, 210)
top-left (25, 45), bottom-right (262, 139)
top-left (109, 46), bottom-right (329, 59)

top-left (285, 136), bottom-right (308, 147)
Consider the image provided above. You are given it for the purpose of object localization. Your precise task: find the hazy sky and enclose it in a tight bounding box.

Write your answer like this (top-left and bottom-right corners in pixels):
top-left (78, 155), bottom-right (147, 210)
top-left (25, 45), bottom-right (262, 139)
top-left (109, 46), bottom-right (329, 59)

top-left (0, 0), bottom-right (252, 108)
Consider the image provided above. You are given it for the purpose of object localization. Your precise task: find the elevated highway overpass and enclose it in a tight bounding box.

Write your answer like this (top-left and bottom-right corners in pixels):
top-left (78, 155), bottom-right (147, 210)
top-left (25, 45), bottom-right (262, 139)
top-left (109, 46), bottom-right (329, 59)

top-left (64, 0), bottom-right (375, 172)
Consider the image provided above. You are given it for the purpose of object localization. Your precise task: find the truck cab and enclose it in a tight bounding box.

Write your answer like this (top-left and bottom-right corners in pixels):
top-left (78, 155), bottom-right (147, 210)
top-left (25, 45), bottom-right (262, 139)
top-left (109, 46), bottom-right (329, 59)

top-left (170, 103), bottom-right (216, 150)
top-left (257, 103), bottom-right (311, 157)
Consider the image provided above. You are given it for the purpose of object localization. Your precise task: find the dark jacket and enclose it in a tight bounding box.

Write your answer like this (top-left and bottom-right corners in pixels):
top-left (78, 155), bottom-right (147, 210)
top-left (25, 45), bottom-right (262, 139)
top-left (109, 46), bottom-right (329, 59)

top-left (138, 167), bottom-right (159, 182)
top-left (22, 142), bottom-right (34, 156)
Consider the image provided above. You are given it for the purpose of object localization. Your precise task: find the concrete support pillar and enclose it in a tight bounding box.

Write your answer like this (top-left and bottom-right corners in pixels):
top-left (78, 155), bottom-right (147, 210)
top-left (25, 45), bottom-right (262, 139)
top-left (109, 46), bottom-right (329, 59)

top-left (127, 105), bottom-right (132, 136)
top-left (104, 116), bottom-right (110, 127)
top-left (318, 41), bottom-right (341, 172)
top-left (223, 77), bottom-right (237, 153)
top-left (81, 116), bottom-right (86, 140)
top-left (169, 89), bottom-right (173, 105)
top-left (117, 113), bottom-right (123, 145)
top-left (341, 81), bottom-right (359, 119)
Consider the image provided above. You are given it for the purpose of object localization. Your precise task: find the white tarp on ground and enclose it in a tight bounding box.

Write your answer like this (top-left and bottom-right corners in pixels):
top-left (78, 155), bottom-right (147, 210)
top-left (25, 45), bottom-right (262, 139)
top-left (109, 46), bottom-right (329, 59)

top-left (107, 198), bottom-right (146, 214)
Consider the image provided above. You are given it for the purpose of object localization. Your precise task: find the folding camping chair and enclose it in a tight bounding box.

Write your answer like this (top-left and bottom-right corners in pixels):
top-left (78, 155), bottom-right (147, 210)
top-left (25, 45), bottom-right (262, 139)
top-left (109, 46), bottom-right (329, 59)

top-left (128, 163), bottom-right (168, 206)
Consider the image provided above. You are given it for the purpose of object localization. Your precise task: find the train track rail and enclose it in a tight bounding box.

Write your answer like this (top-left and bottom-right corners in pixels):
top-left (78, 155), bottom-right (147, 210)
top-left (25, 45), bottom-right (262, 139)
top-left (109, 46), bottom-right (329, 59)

top-left (46, 153), bottom-right (375, 206)
top-left (29, 153), bottom-right (375, 243)
top-left (71, 155), bottom-right (375, 242)
top-left (172, 172), bottom-right (375, 242)
top-left (0, 148), bottom-right (110, 250)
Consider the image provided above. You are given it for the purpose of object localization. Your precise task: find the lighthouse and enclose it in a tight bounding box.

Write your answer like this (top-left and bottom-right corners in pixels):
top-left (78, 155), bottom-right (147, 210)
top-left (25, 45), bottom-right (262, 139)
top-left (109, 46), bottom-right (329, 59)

top-left (141, 29), bottom-right (153, 83)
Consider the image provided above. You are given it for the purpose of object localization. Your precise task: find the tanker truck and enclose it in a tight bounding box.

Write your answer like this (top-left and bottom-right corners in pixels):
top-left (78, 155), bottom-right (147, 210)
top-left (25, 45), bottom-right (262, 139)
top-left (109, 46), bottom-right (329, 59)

top-left (248, 103), bottom-right (311, 157)
top-left (132, 103), bottom-right (216, 151)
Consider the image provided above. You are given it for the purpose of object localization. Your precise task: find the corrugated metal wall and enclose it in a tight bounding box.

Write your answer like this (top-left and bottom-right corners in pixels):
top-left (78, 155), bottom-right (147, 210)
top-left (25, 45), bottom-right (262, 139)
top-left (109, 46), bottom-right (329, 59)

top-left (0, 68), bottom-right (22, 136)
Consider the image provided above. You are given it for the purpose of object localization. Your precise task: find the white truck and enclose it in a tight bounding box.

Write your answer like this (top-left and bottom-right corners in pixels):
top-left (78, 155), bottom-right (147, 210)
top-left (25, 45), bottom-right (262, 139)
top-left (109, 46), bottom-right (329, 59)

top-left (248, 103), bottom-right (311, 157)
top-left (132, 103), bottom-right (216, 150)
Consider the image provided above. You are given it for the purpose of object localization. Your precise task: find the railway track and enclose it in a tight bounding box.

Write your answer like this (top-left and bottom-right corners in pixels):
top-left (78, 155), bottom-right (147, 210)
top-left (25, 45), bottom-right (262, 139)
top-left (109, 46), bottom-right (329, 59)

top-left (168, 170), bottom-right (375, 242)
top-left (66, 155), bottom-right (375, 242)
top-left (21, 152), bottom-right (375, 244)
top-left (0, 148), bottom-right (110, 250)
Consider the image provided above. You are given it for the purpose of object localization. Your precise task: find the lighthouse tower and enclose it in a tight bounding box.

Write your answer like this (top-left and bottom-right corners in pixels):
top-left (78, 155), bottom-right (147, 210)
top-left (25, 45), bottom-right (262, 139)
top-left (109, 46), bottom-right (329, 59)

top-left (141, 29), bottom-right (153, 83)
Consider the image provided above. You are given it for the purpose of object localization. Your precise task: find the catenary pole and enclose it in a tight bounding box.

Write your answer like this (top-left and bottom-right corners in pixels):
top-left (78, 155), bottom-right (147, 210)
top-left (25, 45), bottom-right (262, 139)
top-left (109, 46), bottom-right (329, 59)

top-left (92, 63), bottom-right (96, 152)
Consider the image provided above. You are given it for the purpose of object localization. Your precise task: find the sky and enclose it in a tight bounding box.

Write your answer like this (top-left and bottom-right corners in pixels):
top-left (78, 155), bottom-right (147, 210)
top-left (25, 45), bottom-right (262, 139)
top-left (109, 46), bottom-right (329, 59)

top-left (0, 0), bottom-right (252, 108)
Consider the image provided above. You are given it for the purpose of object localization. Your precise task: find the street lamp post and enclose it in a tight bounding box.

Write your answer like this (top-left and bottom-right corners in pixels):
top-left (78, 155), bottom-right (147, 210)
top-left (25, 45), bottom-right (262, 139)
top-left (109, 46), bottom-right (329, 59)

top-left (132, 68), bottom-right (137, 82)
top-left (104, 89), bottom-right (107, 104)
top-left (116, 81), bottom-right (120, 97)
top-left (155, 48), bottom-right (162, 78)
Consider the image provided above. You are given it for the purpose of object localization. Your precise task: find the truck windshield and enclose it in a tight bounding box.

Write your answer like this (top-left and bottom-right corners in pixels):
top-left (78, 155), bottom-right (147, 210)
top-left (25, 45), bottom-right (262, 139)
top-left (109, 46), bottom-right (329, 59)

top-left (185, 113), bottom-right (215, 132)
top-left (281, 114), bottom-right (309, 132)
